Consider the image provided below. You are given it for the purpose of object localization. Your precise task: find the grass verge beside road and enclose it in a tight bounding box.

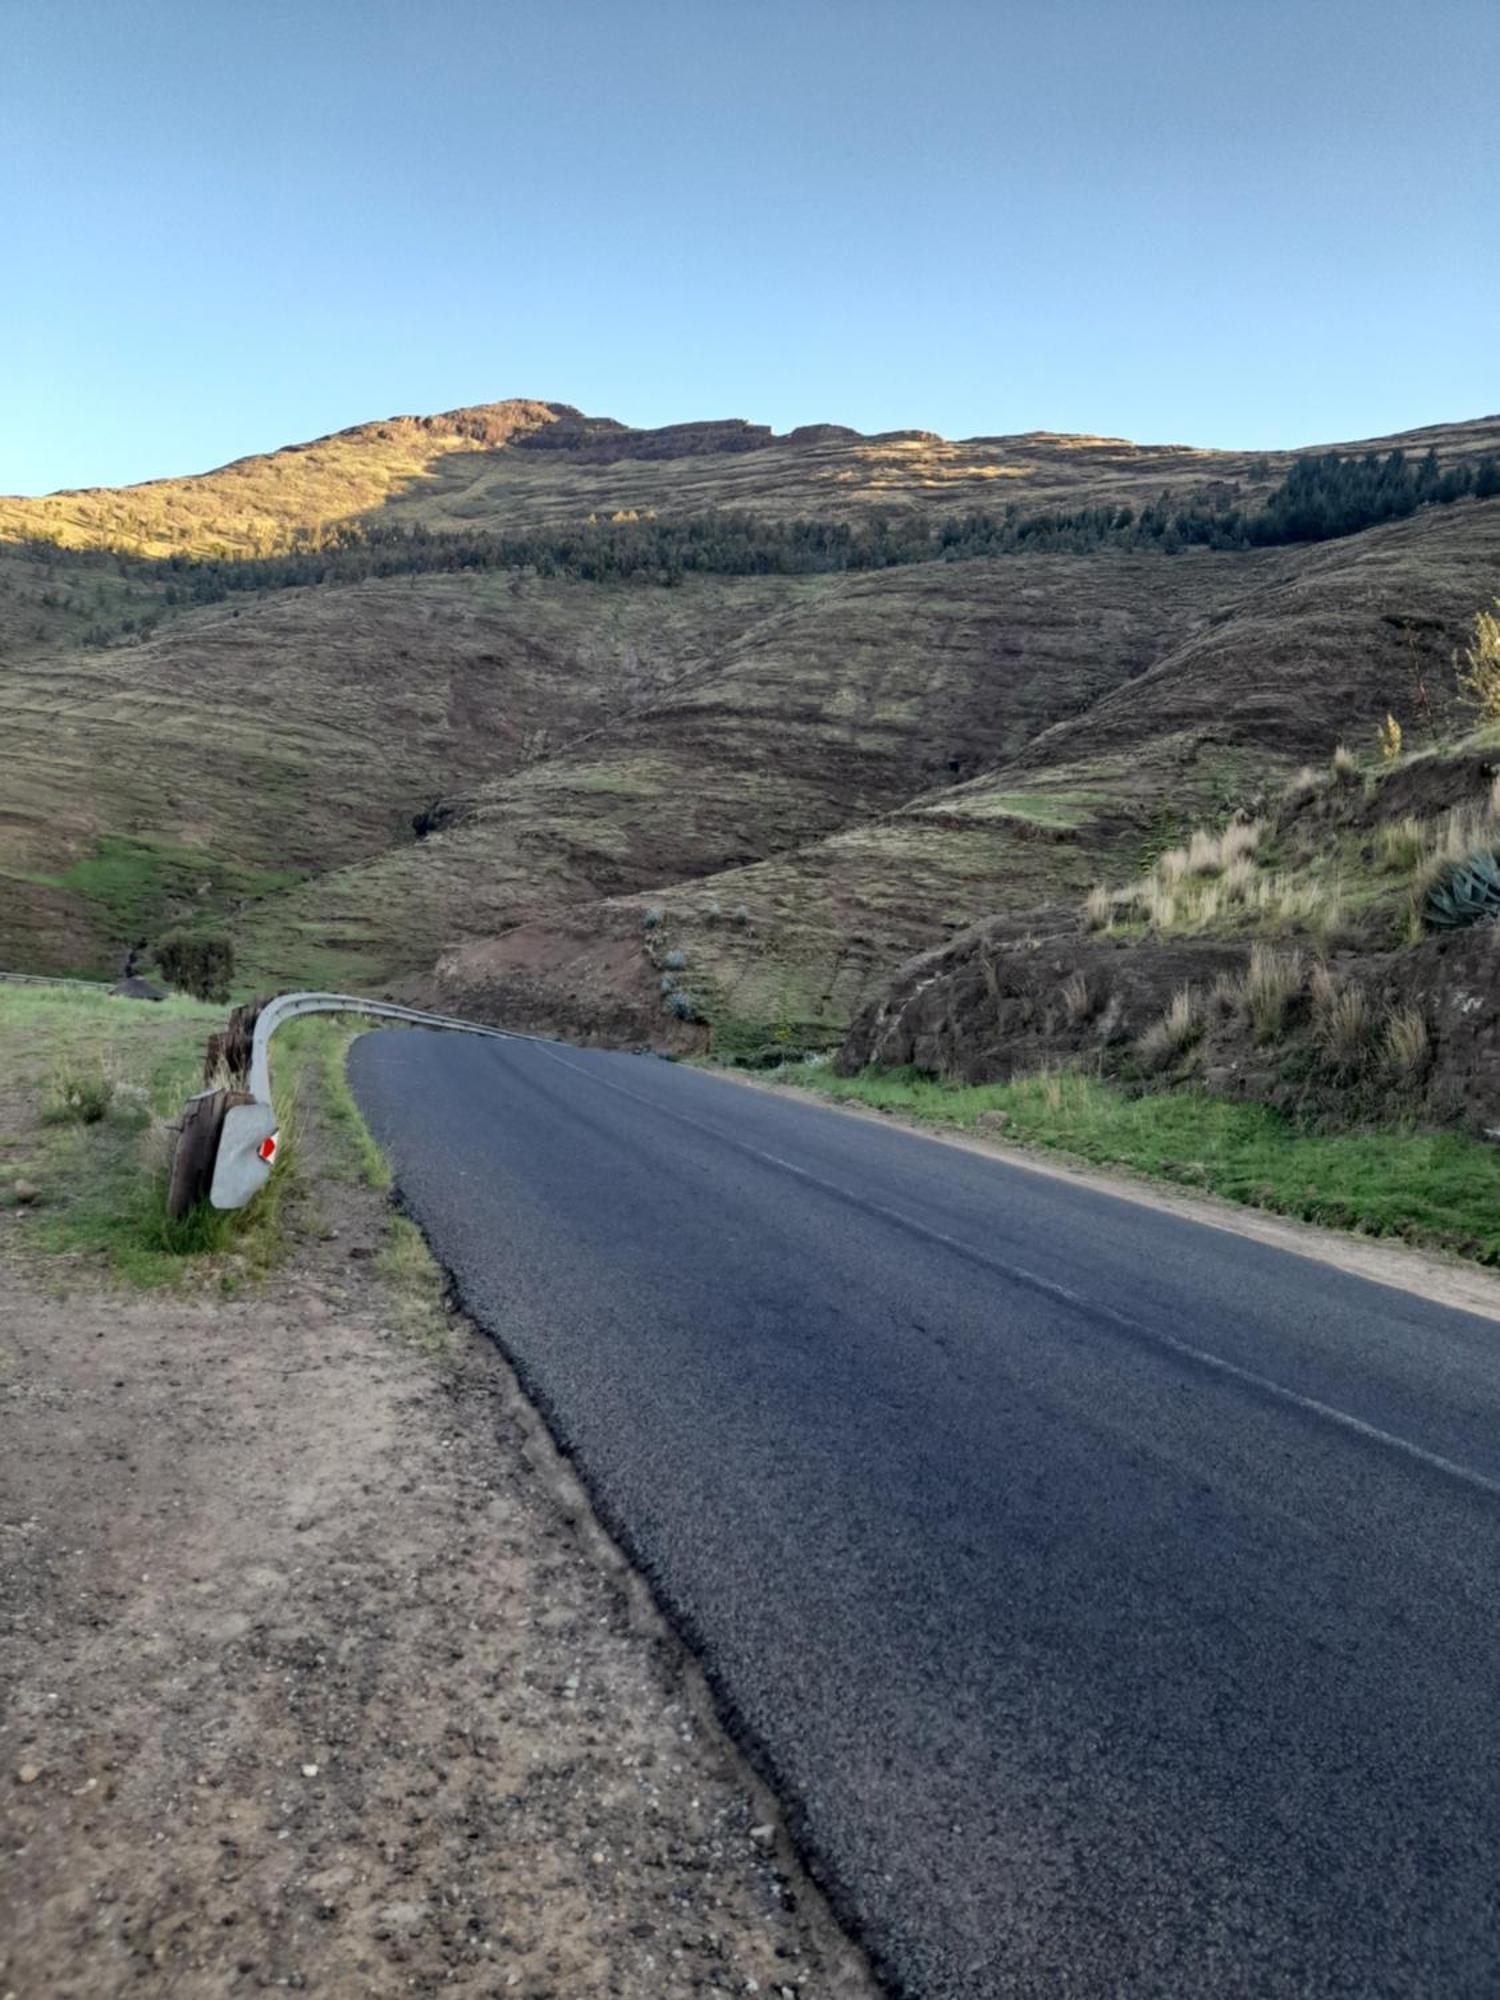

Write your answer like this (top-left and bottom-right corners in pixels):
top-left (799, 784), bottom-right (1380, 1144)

top-left (0, 983), bottom-right (263, 1285)
top-left (0, 985), bottom-right (414, 1290)
top-left (778, 1062), bottom-right (1500, 1265)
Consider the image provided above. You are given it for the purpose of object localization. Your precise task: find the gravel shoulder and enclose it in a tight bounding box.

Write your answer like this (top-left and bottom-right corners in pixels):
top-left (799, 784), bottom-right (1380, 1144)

top-left (0, 1032), bottom-right (875, 1999)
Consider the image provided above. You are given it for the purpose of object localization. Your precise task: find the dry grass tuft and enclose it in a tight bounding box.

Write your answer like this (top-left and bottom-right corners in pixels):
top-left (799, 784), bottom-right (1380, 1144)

top-left (1060, 969), bottom-right (1095, 1025)
top-left (1209, 970), bottom-right (1242, 1019)
top-left (1243, 945), bottom-right (1303, 1042)
top-left (1313, 982), bottom-right (1374, 1073)
top-left (1381, 1005), bottom-right (1430, 1080)
top-left (1283, 764), bottom-right (1326, 804)
top-left (1219, 820), bottom-right (1262, 866)
top-left (1186, 828), bottom-right (1222, 876)
top-left (1330, 743), bottom-right (1360, 785)
top-left (1083, 884), bottom-right (1111, 931)
top-left (1377, 815), bottom-right (1426, 872)
top-left (1137, 986), bottom-right (1204, 1069)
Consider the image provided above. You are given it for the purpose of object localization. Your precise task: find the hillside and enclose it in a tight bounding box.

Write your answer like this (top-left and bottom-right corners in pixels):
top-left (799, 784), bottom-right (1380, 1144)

top-left (3, 399), bottom-right (1499, 1055)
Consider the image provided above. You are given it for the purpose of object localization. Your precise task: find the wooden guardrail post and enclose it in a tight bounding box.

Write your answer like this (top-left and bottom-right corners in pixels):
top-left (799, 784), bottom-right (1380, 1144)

top-left (167, 1087), bottom-right (249, 1219)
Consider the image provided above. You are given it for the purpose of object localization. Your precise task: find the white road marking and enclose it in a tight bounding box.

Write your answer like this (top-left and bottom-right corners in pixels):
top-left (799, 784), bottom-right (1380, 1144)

top-left (520, 1038), bottom-right (1500, 1505)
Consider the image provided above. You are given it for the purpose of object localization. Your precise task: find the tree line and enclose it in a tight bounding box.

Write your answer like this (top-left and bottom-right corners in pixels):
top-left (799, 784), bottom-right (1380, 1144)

top-left (14, 445), bottom-right (1500, 612)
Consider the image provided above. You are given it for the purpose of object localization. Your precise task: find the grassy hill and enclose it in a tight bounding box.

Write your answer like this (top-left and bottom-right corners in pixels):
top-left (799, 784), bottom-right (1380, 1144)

top-left (3, 399), bottom-right (1498, 1047)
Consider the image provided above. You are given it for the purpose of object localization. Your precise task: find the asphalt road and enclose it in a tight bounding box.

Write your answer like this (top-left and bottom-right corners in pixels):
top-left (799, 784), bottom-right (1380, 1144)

top-left (349, 1029), bottom-right (1500, 1999)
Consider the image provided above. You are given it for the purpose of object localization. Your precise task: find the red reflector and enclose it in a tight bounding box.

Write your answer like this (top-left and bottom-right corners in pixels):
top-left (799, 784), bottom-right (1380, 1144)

top-left (257, 1132), bottom-right (279, 1164)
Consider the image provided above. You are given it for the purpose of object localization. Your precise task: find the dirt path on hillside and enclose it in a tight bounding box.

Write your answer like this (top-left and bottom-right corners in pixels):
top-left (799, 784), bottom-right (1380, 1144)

top-left (0, 1110), bottom-right (875, 1995)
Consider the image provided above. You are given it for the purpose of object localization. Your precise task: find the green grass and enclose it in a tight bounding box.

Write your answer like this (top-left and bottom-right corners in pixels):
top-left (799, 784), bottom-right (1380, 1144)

top-left (929, 788), bottom-right (1100, 829)
top-left (271, 1015), bottom-right (455, 1353)
top-left (22, 834), bottom-right (304, 975)
top-left (0, 982), bottom-right (289, 1286)
top-left (779, 1062), bottom-right (1500, 1265)
top-left (272, 1014), bottom-right (392, 1190)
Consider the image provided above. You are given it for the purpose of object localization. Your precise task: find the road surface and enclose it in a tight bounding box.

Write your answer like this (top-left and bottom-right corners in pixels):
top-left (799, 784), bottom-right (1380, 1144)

top-left (349, 1029), bottom-right (1500, 1999)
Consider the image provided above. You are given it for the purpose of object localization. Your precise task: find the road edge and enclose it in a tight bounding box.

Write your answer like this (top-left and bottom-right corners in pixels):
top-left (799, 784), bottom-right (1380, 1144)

top-left (704, 1064), bottom-right (1500, 1325)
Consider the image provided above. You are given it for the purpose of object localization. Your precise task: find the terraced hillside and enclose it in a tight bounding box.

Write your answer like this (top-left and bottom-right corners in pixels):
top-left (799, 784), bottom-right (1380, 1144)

top-left (2, 400), bottom-right (1498, 1042)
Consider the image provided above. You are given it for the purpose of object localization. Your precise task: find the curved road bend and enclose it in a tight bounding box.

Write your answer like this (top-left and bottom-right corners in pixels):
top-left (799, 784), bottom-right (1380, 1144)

top-left (349, 1028), bottom-right (1500, 2000)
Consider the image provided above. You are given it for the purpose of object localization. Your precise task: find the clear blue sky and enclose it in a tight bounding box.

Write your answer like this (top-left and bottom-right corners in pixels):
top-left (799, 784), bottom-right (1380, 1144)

top-left (4, 0), bottom-right (1497, 494)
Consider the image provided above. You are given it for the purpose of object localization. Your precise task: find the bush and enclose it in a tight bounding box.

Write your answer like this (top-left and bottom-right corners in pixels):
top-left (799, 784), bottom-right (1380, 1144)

top-left (43, 1060), bottom-right (115, 1124)
top-left (156, 927), bottom-right (234, 1002)
top-left (1457, 601), bottom-right (1500, 722)
top-left (662, 947), bottom-right (687, 971)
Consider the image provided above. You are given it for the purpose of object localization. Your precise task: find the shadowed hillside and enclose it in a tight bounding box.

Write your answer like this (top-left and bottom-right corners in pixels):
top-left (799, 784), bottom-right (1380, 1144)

top-left (3, 399), bottom-right (1498, 1040)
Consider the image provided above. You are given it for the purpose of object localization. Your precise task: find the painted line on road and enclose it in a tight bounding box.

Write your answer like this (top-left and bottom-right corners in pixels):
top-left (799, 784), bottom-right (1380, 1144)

top-left (521, 1038), bottom-right (1500, 1507)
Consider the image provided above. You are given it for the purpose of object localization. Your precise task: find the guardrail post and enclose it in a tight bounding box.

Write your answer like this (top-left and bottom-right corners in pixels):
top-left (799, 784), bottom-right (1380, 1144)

top-left (174, 990), bottom-right (528, 1212)
top-left (167, 1087), bottom-right (248, 1219)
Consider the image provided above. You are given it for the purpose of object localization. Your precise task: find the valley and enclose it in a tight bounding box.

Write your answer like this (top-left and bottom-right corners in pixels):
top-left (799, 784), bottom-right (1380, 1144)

top-left (3, 398), bottom-right (1499, 1086)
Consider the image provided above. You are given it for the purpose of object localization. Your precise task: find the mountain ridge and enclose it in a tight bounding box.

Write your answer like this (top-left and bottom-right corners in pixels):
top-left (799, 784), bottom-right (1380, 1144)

top-left (3, 400), bottom-right (1498, 1058)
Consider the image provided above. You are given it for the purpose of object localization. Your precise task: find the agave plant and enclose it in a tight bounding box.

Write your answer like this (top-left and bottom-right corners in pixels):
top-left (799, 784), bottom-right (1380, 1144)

top-left (1423, 845), bottom-right (1500, 930)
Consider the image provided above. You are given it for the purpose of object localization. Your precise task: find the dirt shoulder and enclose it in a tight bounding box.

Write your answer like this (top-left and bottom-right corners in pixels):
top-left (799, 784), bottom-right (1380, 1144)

top-left (0, 1032), bottom-right (875, 1998)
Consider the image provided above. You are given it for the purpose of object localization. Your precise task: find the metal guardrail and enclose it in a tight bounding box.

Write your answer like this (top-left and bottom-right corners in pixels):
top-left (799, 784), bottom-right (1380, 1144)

top-left (240, 992), bottom-right (526, 1104)
top-left (206, 992), bottom-right (537, 1210)
top-left (0, 972), bottom-right (530, 1216)
top-left (0, 972), bottom-right (112, 988)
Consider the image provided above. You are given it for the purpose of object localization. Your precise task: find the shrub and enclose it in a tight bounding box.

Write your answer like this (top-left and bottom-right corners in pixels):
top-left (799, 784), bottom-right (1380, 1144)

top-left (1330, 744), bottom-right (1360, 785)
top-left (1423, 846), bottom-right (1500, 931)
top-left (1457, 600), bottom-right (1500, 721)
top-left (642, 905), bottom-right (663, 930)
top-left (668, 991), bottom-right (702, 1022)
top-left (1381, 1006), bottom-right (1430, 1080)
top-left (1376, 713), bottom-right (1403, 763)
top-left (1243, 945), bottom-right (1303, 1042)
top-left (730, 903), bottom-right (751, 926)
top-left (662, 947), bottom-right (687, 971)
top-left (155, 927), bottom-right (233, 1002)
top-left (43, 1061), bottom-right (115, 1124)
top-left (1136, 986), bottom-right (1204, 1069)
